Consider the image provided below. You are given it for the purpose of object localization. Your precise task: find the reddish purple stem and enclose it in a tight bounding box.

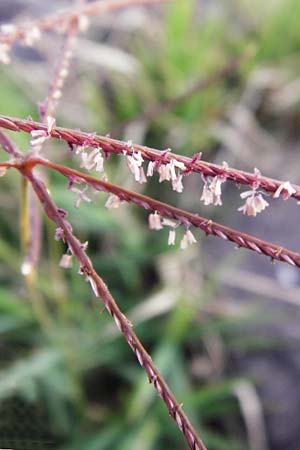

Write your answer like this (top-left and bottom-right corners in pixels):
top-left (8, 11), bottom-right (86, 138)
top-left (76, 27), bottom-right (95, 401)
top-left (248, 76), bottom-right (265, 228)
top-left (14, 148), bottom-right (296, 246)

top-left (0, 113), bottom-right (299, 200)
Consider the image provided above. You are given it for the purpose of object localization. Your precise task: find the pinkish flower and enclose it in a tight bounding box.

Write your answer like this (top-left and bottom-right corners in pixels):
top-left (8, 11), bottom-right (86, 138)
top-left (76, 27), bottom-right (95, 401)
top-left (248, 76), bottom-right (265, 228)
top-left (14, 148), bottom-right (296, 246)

top-left (46, 115), bottom-right (56, 134)
top-left (147, 161), bottom-right (155, 177)
top-left (162, 218), bottom-right (177, 227)
top-left (138, 167), bottom-right (147, 184)
top-left (54, 227), bottom-right (64, 241)
top-left (127, 151), bottom-right (144, 182)
top-left (172, 174), bottom-right (184, 193)
top-left (149, 212), bottom-right (163, 230)
top-left (105, 194), bottom-right (122, 209)
top-left (59, 254), bottom-right (73, 269)
top-left (71, 185), bottom-right (92, 208)
top-left (200, 176), bottom-right (225, 206)
top-left (238, 190), bottom-right (269, 216)
top-left (158, 164), bottom-right (169, 182)
top-left (273, 181), bottom-right (296, 200)
top-left (168, 229), bottom-right (176, 245)
top-left (30, 129), bottom-right (48, 147)
top-left (94, 152), bottom-right (104, 172)
top-left (180, 229), bottom-right (197, 249)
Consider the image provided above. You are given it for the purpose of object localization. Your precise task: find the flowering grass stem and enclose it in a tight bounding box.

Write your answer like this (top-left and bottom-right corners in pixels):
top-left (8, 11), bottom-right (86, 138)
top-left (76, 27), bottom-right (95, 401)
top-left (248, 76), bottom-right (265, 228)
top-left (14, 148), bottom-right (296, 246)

top-left (1, 114), bottom-right (299, 201)
top-left (2, 157), bottom-right (298, 268)
top-left (0, 0), bottom-right (170, 47)
top-left (25, 168), bottom-right (207, 450)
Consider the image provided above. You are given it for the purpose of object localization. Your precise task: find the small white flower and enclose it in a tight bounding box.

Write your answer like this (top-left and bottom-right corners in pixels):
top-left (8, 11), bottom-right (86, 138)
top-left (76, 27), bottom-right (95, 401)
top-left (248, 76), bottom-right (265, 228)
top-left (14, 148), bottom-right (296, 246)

top-left (147, 161), bottom-right (155, 177)
top-left (173, 159), bottom-right (186, 171)
top-left (180, 229), bottom-right (197, 249)
top-left (168, 160), bottom-right (177, 181)
top-left (172, 174), bottom-right (184, 193)
top-left (200, 176), bottom-right (225, 206)
top-left (80, 148), bottom-right (104, 172)
top-left (127, 151), bottom-right (144, 182)
top-left (162, 218), bottom-right (177, 227)
top-left (71, 185), bottom-right (92, 208)
top-left (149, 212), bottom-right (163, 230)
top-left (59, 254), bottom-right (73, 269)
top-left (168, 229), bottom-right (176, 245)
top-left (46, 115), bottom-right (56, 134)
top-left (30, 129), bottom-right (48, 147)
top-left (273, 181), bottom-right (296, 200)
top-left (105, 194), bottom-right (122, 209)
top-left (133, 151), bottom-right (143, 166)
top-left (238, 191), bottom-right (269, 216)
top-left (158, 164), bottom-right (168, 182)
top-left (138, 167), bottom-right (147, 184)
top-left (54, 227), bottom-right (64, 241)
top-left (94, 152), bottom-right (104, 172)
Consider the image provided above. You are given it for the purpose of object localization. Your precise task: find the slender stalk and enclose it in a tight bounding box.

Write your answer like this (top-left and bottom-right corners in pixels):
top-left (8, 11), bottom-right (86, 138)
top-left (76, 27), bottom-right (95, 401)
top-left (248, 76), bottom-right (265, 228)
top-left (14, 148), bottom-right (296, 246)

top-left (25, 168), bottom-right (207, 450)
top-left (0, 0), bottom-right (170, 46)
top-left (23, 15), bottom-right (79, 281)
top-left (20, 177), bottom-right (29, 255)
top-left (17, 158), bottom-right (300, 268)
top-left (1, 114), bottom-right (299, 201)
top-left (39, 18), bottom-right (78, 123)
top-left (0, 129), bottom-right (22, 157)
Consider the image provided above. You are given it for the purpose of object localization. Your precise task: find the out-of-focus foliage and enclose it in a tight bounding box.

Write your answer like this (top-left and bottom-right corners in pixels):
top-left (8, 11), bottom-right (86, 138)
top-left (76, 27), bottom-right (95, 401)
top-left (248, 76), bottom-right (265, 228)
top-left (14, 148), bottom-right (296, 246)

top-left (1, 1), bottom-right (300, 449)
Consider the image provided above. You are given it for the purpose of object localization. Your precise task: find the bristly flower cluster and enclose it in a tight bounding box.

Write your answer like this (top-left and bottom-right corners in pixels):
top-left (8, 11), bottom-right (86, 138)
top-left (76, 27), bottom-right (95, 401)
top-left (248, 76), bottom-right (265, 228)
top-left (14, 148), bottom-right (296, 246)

top-left (30, 116), bottom-right (56, 151)
top-left (148, 212), bottom-right (197, 249)
top-left (124, 146), bottom-right (186, 192)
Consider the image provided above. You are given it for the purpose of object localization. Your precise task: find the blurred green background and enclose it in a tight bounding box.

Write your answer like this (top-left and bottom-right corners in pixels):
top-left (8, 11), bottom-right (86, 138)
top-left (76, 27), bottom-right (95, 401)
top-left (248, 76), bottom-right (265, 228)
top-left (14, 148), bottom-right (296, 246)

top-left (1, 1), bottom-right (300, 449)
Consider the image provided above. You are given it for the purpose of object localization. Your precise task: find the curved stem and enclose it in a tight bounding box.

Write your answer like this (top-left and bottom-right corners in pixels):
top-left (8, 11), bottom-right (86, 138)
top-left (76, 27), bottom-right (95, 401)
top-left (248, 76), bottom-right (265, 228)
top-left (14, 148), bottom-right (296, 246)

top-left (26, 168), bottom-right (207, 450)
top-left (23, 158), bottom-right (300, 268)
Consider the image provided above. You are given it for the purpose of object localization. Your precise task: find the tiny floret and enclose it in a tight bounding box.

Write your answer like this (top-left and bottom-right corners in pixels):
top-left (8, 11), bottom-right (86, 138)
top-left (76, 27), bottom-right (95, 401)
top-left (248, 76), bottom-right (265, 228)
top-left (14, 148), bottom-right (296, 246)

top-left (201, 176), bottom-right (225, 206)
top-left (273, 181), bottom-right (296, 200)
top-left (105, 194), bottom-right (122, 209)
top-left (168, 229), bottom-right (176, 246)
top-left (126, 151), bottom-right (144, 182)
top-left (71, 185), bottom-right (92, 208)
top-left (46, 116), bottom-right (56, 134)
top-left (59, 254), bottom-right (73, 269)
top-left (172, 174), bottom-right (184, 193)
top-left (149, 212), bottom-right (163, 230)
top-left (238, 190), bottom-right (269, 216)
top-left (54, 227), bottom-right (64, 241)
top-left (180, 229), bottom-right (197, 250)
top-left (147, 161), bottom-right (155, 177)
